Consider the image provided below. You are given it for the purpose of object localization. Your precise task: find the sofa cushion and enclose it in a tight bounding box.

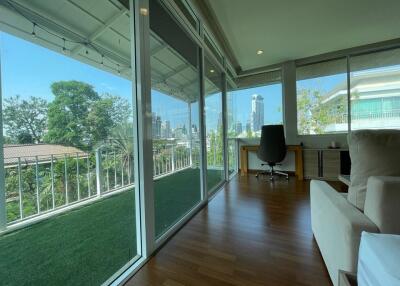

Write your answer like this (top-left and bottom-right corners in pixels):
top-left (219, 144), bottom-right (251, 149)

top-left (348, 130), bottom-right (400, 210)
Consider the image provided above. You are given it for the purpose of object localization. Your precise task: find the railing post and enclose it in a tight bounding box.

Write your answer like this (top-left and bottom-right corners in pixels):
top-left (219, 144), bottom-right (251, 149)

top-left (95, 148), bottom-right (102, 196)
top-left (213, 137), bottom-right (217, 167)
top-left (113, 152), bottom-right (117, 188)
top-left (35, 156), bottom-right (40, 214)
top-left (76, 153), bottom-right (80, 201)
top-left (171, 145), bottom-right (175, 172)
top-left (51, 155), bottom-right (55, 209)
top-left (87, 156), bottom-right (91, 197)
top-left (64, 154), bottom-right (68, 204)
top-left (121, 152), bottom-right (125, 187)
top-left (18, 157), bottom-right (23, 219)
top-left (105, 151), bottom-right (110, 192)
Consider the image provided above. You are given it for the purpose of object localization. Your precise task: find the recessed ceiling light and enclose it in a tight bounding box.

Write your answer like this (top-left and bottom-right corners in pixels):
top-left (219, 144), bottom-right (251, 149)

top-left (210, 69), bottom-right (215, 73)
top-left (256, 49), bottom-right (264, 55)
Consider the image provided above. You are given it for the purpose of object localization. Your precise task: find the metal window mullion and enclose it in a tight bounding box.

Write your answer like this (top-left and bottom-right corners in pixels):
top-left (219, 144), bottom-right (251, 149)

top-left (0, 57), bottom-right (5, 228)
top-left (132, 0), bottom-right (155, 258)
top-left (347, 55), bottom-right (351, 132)
top-left (199, 46), bottom-right (207, 200)
top-left (188, 102), bottom-right (193, 166)
top-left (222, 71), bottom-right (229, 181)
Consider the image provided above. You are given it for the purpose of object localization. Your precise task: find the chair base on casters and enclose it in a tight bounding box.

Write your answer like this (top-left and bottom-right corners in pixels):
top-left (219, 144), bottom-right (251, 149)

top-left (255, 165), bottom-right (289, 181)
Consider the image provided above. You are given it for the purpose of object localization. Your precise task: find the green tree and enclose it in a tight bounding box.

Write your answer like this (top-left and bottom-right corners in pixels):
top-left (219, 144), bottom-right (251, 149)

top-left (3, 95), bottom-right (48, 143)
top-left (45, 81), bottom-right (131, 150)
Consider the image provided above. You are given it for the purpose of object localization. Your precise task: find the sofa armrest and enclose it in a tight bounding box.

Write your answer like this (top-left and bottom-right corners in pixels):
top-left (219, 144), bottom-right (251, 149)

top-left (364, 176), bottom-right (400, 234)
top-left (310, 180), bottom-right (378, 286)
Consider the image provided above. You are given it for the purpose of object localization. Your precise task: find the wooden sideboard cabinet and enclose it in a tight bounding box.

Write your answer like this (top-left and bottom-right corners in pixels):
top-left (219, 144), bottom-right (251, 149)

top-left (303, 148), bottom-right (349, 180)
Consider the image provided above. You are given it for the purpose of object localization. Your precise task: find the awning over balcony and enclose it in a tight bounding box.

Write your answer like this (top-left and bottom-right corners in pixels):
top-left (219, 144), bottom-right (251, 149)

top-left (0, 0), bottom-right (220, 104)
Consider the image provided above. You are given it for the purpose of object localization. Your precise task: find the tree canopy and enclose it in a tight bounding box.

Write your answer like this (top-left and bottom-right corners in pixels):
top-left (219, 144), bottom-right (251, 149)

top-left (44, 80), bottom-right (131, 150)
top-left (3, 95), bottom-right (48, 144)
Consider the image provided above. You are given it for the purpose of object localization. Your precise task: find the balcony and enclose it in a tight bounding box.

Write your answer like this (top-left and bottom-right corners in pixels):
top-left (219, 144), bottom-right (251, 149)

top-left (0, 141), bottom-right (225, 285)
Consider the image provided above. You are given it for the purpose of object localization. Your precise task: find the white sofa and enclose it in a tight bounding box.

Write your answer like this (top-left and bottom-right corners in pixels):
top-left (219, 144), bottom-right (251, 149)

top-left (310, 130), bottom-right (400, 286)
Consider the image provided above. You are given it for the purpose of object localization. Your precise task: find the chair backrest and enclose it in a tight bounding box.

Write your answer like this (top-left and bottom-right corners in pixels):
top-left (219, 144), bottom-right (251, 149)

top-left (257, 125), bottom-right (287, 164)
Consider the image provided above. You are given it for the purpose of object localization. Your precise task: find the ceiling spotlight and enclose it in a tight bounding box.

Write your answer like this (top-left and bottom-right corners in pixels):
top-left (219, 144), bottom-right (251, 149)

top-left (210, 69), bottom-right (215, 73)
top-left (256, 49), bottom-right (264, 55)
top-left (140, 8), bottom-right (148, 16)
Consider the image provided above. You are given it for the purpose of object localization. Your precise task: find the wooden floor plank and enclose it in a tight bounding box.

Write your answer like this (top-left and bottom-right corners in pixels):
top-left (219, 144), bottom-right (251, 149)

top-left (125, 175), bottom-right (334, 286)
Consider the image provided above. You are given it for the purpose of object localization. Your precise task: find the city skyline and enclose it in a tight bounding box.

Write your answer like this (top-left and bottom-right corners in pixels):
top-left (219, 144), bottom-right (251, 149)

top-left (1, 31), bottom-right (283, 138)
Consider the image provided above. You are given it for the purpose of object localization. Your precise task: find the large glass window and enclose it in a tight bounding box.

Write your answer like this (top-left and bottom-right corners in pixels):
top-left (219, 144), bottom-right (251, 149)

top-left (227, 83), bottom-right (283, 138)
top-left (150, 0), bottom-right (201, 238)
top-left (350, 48), bottom-right (400, 130)
top-left (205, 56), bottom-right (225, 192)
top-left (296, 59), bottom-right (348, 135)
top-left (0, 1), bottom-right (139, 284)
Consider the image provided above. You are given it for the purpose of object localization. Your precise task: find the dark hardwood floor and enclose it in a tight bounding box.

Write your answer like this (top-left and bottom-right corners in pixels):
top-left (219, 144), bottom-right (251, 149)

top-left (125, 175), bottom-right (336, 286)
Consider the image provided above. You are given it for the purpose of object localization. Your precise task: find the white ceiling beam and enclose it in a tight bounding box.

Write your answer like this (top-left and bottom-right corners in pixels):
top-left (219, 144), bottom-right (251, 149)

top-left (70, 9), bottom-right (127, 55)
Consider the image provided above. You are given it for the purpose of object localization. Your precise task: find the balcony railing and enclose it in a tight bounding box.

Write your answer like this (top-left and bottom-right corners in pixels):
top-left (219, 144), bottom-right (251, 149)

top-left (329, 109), bottom-right (400, 124)
top-left (5, 142), bottom-right (195, 226)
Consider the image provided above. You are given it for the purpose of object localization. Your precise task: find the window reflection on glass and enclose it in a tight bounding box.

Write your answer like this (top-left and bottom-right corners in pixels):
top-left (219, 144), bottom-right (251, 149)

top-left (0, 0), bottom-right (138, 284)
top-left (350, 48), bottom-right (400, 130)
top-left (150, 0), bottom-right (201, 238)
top-left (296, 59), bottom-right (348, 135)
top-left (227, 84), bottom-right (283, 138)
top-left (204, 57), bottom-right (225, 193)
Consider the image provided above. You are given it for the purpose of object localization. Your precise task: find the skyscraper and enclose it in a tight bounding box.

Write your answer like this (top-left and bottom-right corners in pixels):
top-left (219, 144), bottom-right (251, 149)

top-left (235, 121), bottom-right (242, 134)
top-left (152, 113), bottom-right (162, 139)
top-left (250, 94), bottom-right (264, 132)
top-left (161, 120), bottom-right (171, 138)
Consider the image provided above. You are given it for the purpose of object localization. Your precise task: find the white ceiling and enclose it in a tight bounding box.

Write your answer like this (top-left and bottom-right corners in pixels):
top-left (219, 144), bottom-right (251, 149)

top-left (207, 0), bottom-right (400, 72)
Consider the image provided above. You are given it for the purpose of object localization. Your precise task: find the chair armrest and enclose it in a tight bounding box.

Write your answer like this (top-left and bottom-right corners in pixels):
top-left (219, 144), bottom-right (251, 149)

top-left (364, 176), bottom-right (400, 234)
top-left (310, 180), bottom-right (378, 285)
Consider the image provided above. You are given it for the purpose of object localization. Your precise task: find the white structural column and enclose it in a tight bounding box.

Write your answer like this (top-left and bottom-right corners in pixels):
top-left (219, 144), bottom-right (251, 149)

top-left (131, 0), bottom-right (155, 257)
top-left (282, 61), bottom-right (298, 145)
top-left (0, 54), bottom-right (6, 230)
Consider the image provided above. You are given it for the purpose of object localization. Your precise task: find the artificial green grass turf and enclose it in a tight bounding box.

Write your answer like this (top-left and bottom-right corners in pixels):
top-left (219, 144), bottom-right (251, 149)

top-left (0, 190), bottom-right (136, 286)
top-left (0, 169), bottom-right (223, 285)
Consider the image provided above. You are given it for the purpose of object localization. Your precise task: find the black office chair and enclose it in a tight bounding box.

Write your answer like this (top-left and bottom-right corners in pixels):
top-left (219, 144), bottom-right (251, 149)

top-left (256, 125), bottom-right (289, 180)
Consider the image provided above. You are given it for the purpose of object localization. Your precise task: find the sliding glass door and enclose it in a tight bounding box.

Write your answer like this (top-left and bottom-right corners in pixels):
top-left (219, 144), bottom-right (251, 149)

top-left (149, 0), bottom-right (202, 239)
top-left (0, 0), bottom-right (139, 284)
top-left (204, 56), bottom-right (225, 193)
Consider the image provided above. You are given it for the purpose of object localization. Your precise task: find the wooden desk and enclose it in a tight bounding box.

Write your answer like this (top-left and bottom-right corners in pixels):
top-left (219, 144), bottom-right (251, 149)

top-left (240, 145), bottom-right (304, 180)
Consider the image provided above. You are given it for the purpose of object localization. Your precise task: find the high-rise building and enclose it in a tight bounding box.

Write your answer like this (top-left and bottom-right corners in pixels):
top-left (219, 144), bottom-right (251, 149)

top-left (246, 120), bottom-right (251, 133)
top-left (152, 113), bottom-right (162, 139)
top-left (156, 116), bottom-right (162, 138)
top-left (235, 121), bottom-right (242, 134)
top-left (250, 94), bottom-right (264, 132)
top-left (217, 112), bottom-right (223, 130)
top-left (161, 120), bottom-right (171, 138)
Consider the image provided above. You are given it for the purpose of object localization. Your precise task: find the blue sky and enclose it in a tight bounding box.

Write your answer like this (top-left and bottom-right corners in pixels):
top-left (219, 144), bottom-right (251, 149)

top-left (0, 31), bottom-right (348, 134)
top-left (228, 84), bottom-right (283, 127)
